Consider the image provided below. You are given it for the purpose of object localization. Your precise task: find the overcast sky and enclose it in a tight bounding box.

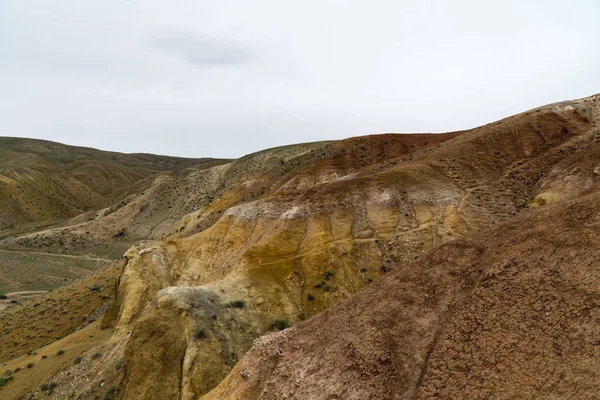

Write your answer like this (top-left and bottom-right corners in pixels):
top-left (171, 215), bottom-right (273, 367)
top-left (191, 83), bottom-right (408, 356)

top-left (1, 1), bottom-right (599, 158)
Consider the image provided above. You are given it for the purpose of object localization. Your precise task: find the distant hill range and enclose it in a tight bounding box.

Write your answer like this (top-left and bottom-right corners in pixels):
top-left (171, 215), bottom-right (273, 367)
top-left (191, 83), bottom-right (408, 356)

top-left (0, 137), bottom-right (228, 248)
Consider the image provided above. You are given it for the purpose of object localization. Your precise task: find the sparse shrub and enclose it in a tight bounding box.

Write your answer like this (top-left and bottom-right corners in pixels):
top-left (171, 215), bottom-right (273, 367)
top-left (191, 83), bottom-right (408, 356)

top-left (0, 293), bottom-right (7, 300)
top-left (0, 376), bottom-right (13, 387)
top-left (27, 363), bottom-right (34, 368)
top-left (314, 281), bottom-right (324, 289)
top-left (226, 300), bottom-right (246, 309)
top-left (324, 284), bottom-right (331, 292)
top-left (103, 386), bottom-right (116, 400)
top-left (307, 293), bottom-right (314, 301)
top-left (10, 300), bottom-right (18, 304)
top-left (366, 277), bottom-right (373, 283)
top-left (57, 349), bottom-right (65, 356)
top-left (41, 355), bottom-right (47, 359)
top-left (323, 270), bottom-right (334, 281)
top-left (268, 319), bottom-right (289, 331)
top-left (41, 381), bottom-right (57, 394)
top-left (195, 328), bottom-right (207, 340)
top-left (74, 357), bottom-right (82, 364)
top-left (91, 352), bottom-right (101, 360)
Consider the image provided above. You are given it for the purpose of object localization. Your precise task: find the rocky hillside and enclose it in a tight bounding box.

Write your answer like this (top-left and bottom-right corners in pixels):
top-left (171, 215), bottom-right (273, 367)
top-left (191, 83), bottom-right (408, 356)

top-left (0, 137), bottom-right (226, 238)
top-left (109, 94), bottom-right (599, 400)
top-left (1, 93), bottom-right (600, 400)
top-left (205, 178), bottom-right (600, 400)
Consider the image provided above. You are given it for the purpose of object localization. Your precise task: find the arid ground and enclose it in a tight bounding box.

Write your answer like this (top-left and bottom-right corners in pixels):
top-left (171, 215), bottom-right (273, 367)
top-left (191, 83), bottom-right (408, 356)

top-left (1, 94), bottom-right (600, 399)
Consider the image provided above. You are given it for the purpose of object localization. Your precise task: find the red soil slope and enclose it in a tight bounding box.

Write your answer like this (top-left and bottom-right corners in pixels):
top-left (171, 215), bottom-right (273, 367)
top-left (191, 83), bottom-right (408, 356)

top-left (204, 178), bottom-right (600, 400)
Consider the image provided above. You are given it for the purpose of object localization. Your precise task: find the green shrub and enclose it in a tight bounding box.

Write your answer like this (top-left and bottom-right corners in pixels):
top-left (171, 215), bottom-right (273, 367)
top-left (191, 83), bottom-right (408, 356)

top-left (0, 376), bottom-right (13, 387)
top-left (0, 293), bottom-right (7, 300)
top-left (41, 381), bottom-right (57, 394)
top-left (324, 284), bottom-right (331, 292)
top-left (307, 293), bottom-right (314, 301)
top-left (74, 357), bottom-right (82, 364)
top-left (91, 352), bottom-right (101, 360)
top-left (268, 319), bottom-right (289, 331)
top-left (57, 349), bottom-right (65, 356)
top-left (27, 363), bottom-right (34, 368)
top-left (323, 270), bottom-right (334, 280)
top-left (226, 300), bottom-right (246, 309)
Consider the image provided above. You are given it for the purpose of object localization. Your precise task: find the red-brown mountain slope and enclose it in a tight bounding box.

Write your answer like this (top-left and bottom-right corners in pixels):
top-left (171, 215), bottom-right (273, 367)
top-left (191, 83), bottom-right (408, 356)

top-left (204, 149), bottom-right (600, 400)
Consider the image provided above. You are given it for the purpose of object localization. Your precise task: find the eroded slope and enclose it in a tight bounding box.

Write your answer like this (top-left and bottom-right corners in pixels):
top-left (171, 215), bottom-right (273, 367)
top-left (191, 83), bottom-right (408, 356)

top-left (0, 136), bottom-right (225, 238)
top-left (100, 95), bottom-right (600, 400)
top-left (204, 160), bottom-right (600, 400)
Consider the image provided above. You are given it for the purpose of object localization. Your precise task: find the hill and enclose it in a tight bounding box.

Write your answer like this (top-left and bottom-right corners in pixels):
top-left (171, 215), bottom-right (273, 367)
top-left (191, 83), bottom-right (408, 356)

top-left (204, 175), bottom-right (600, 400)
top-left (0, 141), bottom-right (332, 258)
top-left (1, 93), bottom-right (599, 399)
top-left (0, 137), bottom-right (228, 291)
top-left (0, 137), bottom-right (227, 238)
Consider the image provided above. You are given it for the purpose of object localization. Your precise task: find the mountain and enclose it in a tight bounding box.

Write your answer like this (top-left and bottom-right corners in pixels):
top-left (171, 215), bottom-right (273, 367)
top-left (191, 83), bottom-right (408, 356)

top-left (0, 137), bottom-right (227, 238)
top-left (205, 179), bottom-right (600, 400)
top-left (0, 138), bottom-right (229, 292)
top-left (1, 93), bottom-right (599, 400)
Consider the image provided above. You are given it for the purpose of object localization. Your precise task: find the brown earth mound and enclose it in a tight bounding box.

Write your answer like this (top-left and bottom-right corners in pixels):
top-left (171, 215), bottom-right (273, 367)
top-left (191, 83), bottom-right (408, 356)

top-left (204, 181), bottom-right (600, 400)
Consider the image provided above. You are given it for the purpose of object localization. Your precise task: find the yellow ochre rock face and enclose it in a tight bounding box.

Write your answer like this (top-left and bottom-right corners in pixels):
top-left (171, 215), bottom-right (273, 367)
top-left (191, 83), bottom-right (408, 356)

top-left (101, 96), bottom-right (600, 400)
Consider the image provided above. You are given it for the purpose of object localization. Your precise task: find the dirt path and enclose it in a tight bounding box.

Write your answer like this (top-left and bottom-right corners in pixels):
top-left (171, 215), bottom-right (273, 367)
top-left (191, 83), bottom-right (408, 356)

top-left (0, 290), bottom-right (50, 311)
top-left (0, 248), bottom-right (113, 262)
top-left (3, 290), bottom-right (49, 296)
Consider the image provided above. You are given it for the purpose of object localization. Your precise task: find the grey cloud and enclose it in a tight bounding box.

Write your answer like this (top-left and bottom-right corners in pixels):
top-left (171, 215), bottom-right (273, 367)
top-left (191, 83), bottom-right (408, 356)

top-left (145, 31), bottom-right (254, 66)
